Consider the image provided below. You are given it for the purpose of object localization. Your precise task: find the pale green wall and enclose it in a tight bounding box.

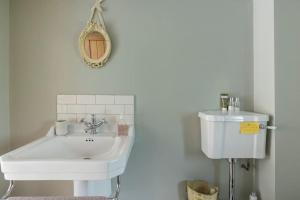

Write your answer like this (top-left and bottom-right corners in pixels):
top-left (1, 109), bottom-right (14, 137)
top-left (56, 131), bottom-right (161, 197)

top-left (275, 0), bottom-right (300, 199)
top-left (10, 0), bottom-right (254, 199)
top-left (0, 0), bottom-right (10, 195)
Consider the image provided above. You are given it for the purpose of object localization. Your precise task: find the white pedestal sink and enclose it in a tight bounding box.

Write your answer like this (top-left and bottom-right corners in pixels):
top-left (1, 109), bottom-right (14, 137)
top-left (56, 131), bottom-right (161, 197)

top-left (0, 126), bottom-right (135, 197)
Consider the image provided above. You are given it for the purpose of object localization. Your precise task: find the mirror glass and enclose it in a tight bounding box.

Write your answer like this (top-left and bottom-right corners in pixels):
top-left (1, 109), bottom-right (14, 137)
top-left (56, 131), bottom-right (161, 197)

top-left (84, 31), bottom-right (106, 60)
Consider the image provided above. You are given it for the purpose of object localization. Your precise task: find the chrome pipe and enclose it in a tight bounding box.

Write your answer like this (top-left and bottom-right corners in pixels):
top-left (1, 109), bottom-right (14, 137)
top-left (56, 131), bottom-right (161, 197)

top-left (1, 180), bottom-right (15, 199)
top-left (229, 159), bottom-right (236, 200)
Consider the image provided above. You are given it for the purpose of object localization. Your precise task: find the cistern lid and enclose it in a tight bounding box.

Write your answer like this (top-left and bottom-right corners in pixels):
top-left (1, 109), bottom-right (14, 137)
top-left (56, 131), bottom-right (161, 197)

top-left (198, 111), bottom-right (269, 122)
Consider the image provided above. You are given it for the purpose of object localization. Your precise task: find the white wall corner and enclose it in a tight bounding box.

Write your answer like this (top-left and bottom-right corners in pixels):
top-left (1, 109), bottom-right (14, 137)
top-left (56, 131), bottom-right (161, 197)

top-left (253, 0), bottom-right (275, 199)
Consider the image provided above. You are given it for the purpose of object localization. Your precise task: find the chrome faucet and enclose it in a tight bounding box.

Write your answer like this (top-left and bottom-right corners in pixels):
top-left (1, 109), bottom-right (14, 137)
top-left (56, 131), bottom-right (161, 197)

top-left (82, 114), bottom-right (106, 135)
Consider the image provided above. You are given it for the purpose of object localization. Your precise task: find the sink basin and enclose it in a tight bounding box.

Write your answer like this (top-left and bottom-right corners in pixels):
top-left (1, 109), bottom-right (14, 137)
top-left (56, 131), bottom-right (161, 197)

top-left (0, 126), bottom-right (134, 181)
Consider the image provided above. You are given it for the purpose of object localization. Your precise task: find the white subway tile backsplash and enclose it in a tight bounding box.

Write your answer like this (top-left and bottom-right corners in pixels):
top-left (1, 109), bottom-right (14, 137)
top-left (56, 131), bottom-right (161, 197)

top-left (125, 105), bottom-right (134, 115)
top-left (86, 105), bottom-right (105, 114)
top-left (57, 105), bottom-right (67, 114)
top-left (57, 95), bottom-right (76, 104)
top-left (96, 95), bottom-right (115, 104)
top-left (57, 114), bottom-right (77, 121)
top-left (123, 115), bottom-right (134, 125)
top-left (57, 95), bottom-right (134, 125)
top-left (77, 95), bottom-right (95, 105)
top-left (67, 105), bottom-right (86, 113)
top-left (115, 95), bottom-right (134, 105)
top-left (106, 105), bottom-right (124, 114)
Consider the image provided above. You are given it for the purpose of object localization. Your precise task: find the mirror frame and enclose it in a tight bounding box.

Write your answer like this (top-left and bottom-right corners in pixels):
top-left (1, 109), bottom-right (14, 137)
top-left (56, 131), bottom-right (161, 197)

top-left (79, 22), bottom-right (111, 68)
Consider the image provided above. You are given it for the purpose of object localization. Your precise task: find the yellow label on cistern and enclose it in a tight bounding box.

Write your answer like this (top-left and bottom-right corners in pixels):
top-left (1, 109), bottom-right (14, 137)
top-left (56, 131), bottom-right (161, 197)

top-left (240, 122), bottom-right (260, 134)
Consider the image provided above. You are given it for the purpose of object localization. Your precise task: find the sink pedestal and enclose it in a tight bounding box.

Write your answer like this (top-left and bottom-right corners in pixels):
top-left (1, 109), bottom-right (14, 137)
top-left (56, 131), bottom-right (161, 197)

top-left (73, 180), bottom-right (111, 197)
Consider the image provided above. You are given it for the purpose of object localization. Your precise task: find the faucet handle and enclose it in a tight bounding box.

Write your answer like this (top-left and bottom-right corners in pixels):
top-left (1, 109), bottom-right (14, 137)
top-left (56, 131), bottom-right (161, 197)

top-left (80, 117), bottom-right (93, 129)
top-left (80, 114), bottom-right (96, 123)
top-left (80, 118), bottom-right (89, 124)
top-left (93, 118), bottom-right (107, 127)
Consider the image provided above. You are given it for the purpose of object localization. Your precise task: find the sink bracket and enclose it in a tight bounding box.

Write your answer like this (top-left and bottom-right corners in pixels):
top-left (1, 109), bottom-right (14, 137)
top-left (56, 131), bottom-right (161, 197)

top-left (108, 176), bottom-right (120, 200)
top-left (1, 180), bottom-right (15, 199)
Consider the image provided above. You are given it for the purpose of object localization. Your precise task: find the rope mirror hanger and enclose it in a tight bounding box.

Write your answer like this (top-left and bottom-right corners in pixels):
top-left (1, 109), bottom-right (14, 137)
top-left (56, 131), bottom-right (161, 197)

top-left (79, 0), bottom-right (112, 68)
top-left (89, 0), bottom-right (107, 30)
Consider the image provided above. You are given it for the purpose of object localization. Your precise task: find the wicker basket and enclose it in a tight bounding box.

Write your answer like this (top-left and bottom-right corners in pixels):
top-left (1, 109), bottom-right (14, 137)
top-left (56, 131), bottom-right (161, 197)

top-left (187, 180), bottom-right (218, 200)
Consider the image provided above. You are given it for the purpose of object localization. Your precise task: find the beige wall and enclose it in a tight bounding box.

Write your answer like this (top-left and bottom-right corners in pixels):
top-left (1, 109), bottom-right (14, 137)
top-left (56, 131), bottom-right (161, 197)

top-left (0, 0), bottom-right (10, 195)
top-left (9, 0), bottom-right (254, 199)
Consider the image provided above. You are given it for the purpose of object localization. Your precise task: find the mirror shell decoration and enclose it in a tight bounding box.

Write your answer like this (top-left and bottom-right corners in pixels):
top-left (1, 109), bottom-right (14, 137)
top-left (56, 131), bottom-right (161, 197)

top-left (79, 0), bottom-right (111, 68)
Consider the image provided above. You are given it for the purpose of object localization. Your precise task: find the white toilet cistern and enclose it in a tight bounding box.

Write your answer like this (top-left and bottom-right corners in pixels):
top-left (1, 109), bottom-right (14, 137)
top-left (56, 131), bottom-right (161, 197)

top-left (199, 94), bottom-right (276, 200)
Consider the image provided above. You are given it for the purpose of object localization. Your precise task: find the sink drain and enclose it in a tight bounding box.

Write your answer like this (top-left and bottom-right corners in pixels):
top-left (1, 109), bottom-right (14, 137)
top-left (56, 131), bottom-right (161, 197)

top-left (83, 157), bottom-right (91, 160)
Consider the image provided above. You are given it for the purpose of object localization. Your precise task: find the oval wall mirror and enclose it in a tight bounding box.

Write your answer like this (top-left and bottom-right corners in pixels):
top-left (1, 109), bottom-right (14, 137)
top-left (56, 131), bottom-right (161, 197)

top-left (85, 32), bottom-right (106, 60)
top-left (79, 0), bottom-right (111, 68)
